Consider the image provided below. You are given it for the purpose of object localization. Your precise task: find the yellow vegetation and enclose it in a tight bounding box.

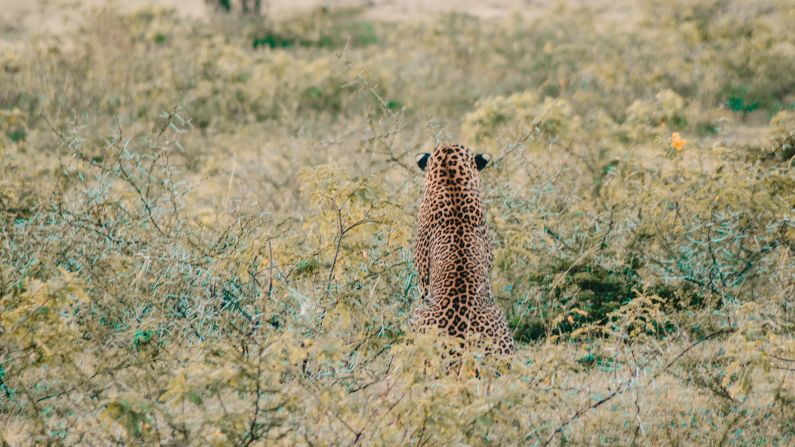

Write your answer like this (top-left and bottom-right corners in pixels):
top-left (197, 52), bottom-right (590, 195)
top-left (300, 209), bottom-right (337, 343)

top-left (1, 1), bottom-right (794, 445)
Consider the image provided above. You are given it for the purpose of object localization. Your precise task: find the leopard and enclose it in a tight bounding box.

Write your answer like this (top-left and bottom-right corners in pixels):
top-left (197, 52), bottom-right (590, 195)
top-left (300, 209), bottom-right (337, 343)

top-left (409, 144), bottom-right (515, 355)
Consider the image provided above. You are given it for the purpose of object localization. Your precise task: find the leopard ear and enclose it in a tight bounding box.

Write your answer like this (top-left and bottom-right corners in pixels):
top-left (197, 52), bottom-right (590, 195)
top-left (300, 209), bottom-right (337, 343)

top-left (416, 152), bottom-right (430, 171)
top-left (475, 153), bottom-right (491, 171)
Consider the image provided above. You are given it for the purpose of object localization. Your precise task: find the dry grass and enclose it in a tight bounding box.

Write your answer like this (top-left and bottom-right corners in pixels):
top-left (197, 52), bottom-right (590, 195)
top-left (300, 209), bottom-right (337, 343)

top-left (1, 0), bottom-right (794, 445)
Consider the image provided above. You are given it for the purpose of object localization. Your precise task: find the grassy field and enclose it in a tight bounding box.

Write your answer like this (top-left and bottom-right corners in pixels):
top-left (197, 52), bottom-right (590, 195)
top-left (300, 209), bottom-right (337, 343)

top-left (1, 0), bottom-right (794, 445)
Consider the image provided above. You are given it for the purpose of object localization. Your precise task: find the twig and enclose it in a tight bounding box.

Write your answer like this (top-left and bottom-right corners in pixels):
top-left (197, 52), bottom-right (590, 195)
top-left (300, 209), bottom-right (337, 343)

top-left (663, 328), bottom-right (735, 370)
top-left (495, 97), bottom-right (560, 165)
top-left (326, 206), bottom-right (382, 293)
top-left (327, 206), bottom-right (345, 290)
top-left (267, 238), bottom-right (274, 297)
top-left (542, 376), bottom-right (634, 446)
top-left (542, 328), bottom-right (736, 446)
top-left (243, 353), bottom-right (264, 447)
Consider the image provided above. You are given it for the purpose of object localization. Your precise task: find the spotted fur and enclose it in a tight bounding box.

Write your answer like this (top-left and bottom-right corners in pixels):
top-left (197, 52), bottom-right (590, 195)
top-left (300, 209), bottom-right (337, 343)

top-left (410, 144), bottom-right (514, 355)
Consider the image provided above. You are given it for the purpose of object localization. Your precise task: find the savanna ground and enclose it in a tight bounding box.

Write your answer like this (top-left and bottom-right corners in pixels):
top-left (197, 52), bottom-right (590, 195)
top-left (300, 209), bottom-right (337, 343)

top-left (1, 0), bottom-right (795, 445)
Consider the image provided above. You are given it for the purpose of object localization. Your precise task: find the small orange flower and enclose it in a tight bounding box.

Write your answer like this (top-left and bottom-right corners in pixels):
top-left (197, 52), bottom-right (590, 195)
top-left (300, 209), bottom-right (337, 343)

top-left (567, 315), bottom-right (575, 325)
top-left (671, 132), bottom-right (687, 151)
